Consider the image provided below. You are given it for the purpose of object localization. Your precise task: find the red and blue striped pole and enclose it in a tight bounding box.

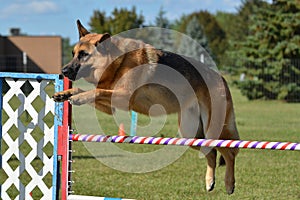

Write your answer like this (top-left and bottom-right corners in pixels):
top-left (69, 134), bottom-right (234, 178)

top-left (70, 134), bottom-right (300, 151)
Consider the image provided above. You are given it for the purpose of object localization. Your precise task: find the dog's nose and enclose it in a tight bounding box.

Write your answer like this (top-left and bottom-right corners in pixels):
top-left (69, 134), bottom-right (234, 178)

top-left (61, 66), bottom-right (69, 76)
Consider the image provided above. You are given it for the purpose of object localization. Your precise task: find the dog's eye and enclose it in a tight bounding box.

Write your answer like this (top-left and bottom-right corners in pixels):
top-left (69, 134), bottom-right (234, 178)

top-left (78, 50), bottom-right (89, 59)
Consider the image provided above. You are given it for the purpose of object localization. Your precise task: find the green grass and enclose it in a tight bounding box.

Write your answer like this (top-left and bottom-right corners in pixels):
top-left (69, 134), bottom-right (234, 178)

top-left (70, 86), bottom-right (300, 200)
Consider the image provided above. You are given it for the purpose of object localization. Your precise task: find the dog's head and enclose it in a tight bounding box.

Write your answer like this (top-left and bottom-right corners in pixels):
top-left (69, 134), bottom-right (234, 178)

top-left (62, 20), bottom-right (114, 82)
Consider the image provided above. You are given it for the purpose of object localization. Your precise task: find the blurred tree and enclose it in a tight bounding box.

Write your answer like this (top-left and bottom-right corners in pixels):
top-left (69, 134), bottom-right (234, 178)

top-left (152, 7), bottom-right (174, 50)
top-left (215, 12), bottom-right (238, 43)
top-left (185, 16), bottom-right (209, 52)
top-left (172, 14), bottom-right (188, 31)
top-left (89, 7), bottom-right (144, 35)
top-left (233, 0), bottom-right (300, 102)
top-left (62, 37), bottom-right (73, 65)
top-left (234, 0), bottom-right (269, 41)
top-left (155, 7), bottom-right (170, 28)
top-left (178, 16), bottom-right (212, 64)
top-left (176, 11), bottom-right (228, 65)
top-left (216, 1), bottom-right (269, 70)
top-left (89, 10), bottom-right (108, 33)
top-left (215, 11), bottom-right (239, 68)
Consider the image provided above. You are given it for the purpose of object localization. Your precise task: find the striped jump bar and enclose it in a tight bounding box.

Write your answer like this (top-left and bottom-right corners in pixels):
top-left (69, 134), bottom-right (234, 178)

top-left (70, 134), bottom-right (300, 151)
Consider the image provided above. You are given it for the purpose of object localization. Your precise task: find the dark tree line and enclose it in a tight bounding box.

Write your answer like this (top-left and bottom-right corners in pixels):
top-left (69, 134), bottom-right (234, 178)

top-left (228, 0), bottom-right (300, 102)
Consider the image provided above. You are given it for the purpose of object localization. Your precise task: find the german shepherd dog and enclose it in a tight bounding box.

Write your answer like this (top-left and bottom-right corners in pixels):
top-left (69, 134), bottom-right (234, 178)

top-left (53, 20), bottom-right (239, 194)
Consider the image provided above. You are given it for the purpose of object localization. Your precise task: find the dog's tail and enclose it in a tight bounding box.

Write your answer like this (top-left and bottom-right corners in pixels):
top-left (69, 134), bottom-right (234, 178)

top-left (219, 155), bottom-right (226, 166)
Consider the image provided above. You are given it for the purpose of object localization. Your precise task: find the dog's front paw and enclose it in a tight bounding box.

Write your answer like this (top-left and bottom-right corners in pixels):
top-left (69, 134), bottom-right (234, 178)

top-left (52, 92), bottom-right (72, 102)
top-left (68, 95), bottom-right (88, 105)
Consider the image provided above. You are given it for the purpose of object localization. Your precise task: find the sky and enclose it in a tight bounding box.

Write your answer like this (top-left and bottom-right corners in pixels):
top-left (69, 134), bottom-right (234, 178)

top-left (0, 0), bottom-right (243, 44)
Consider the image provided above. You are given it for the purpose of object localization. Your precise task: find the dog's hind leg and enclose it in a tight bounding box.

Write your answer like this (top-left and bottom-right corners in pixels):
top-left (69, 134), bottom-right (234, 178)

top-left (202, 147), bottom-right (217, 192)
top-left (217, 105), bottom-right (239, 194)
top-left (178, 102), bottom-right (217, 192)
top-left (217, 147), bottom-right (238, 194)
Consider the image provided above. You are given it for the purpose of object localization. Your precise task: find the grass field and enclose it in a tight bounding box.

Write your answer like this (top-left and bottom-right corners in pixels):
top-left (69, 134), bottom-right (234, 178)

top-left (70, 85), bottom-right (300, 200)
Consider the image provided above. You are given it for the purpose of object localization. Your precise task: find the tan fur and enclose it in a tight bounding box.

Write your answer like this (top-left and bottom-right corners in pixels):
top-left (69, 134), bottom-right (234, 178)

top-left (53, 20), bottom-right (240, 194)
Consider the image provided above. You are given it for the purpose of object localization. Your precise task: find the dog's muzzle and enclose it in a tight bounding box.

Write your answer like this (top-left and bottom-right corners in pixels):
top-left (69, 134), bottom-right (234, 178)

top-left (62, 65), bottom-right (80, 81)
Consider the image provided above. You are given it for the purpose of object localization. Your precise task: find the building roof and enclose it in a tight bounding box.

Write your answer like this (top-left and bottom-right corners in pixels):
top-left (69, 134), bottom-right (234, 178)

top-left (0, 35), bottom-right (62, 74)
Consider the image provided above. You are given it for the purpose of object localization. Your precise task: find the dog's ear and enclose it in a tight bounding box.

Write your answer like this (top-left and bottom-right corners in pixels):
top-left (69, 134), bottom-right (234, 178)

top-left (98, 33), bottom-right (111, 44)
top-left (96, 33), bottom-right (111, 54)
top-left (77, 19), bottom-right (90, 39)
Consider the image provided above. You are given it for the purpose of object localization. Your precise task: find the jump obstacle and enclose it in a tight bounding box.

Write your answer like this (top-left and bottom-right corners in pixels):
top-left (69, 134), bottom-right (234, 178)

top-left (70, 134), bottom-right (300, 151)
top-left (1, 73), bottom-right (300, 199)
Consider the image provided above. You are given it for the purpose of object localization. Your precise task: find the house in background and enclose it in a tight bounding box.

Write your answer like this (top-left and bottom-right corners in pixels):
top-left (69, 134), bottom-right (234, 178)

top-left (0, 28), bottom-right (62, 74)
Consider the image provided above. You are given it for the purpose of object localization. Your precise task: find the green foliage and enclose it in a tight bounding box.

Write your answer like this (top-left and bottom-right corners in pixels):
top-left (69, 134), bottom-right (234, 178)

top-left (144, 7), bottom-right (176, 51)
top-left (89, 10), bottom-right (107, 33)
top-left (155, 7), bottom-right (170, 28)
top-left (177, 16), bottom-right (215, 66)
top-left (215, 11), bottom-right (239, 42)
top-left (176, 11), bottom-right (228, 65)
top-left (89, 7), bottom-right (144, 35)
top-left (216, 0), bottom-right (270, 70)
top-left (231, 0), bottom-right (300, 102)
top-left (234, 0), bottom-right (269, 41)
top-left (62, 37), bottom-right (73, 65)
top-left (185, 16), bottom-right (208, 50)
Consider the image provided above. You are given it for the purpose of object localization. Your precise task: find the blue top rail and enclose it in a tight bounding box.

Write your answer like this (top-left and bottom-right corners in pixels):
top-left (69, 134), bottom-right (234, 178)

top-left (0, 72), bottom-right (62, 80)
